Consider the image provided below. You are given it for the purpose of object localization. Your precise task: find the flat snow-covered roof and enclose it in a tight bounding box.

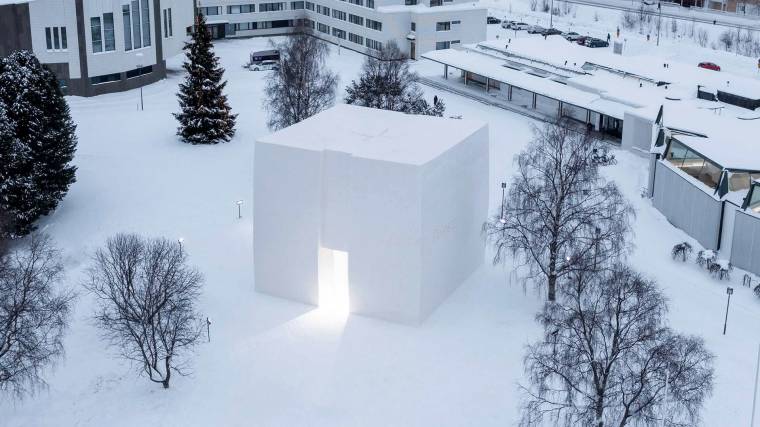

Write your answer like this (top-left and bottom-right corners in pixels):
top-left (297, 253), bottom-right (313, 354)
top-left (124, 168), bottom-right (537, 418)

top-left (257, 104), bottom-right (487, 165)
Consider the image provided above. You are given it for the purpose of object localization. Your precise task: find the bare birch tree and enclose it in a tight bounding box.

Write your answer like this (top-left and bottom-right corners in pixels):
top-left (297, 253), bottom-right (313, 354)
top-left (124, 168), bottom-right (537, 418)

top-left (520, 263), bottom-right (714, 427)
top-left (264, 33), bottom-right (337, 130)
top-left (483, 122), bottom-right (634, 301)
top-left (0, 234), bottom-right (72, 398)
top-left (86, 234), bottom-right (204, 389)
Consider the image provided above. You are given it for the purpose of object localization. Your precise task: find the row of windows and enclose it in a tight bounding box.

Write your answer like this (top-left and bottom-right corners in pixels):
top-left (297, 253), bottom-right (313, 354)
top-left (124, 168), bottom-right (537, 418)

top-left (292, 1), bottom-right (305, 8)
top-left (260, 2), bottom-right (285, 12)
top-left (89, 65), bottom-right (153, 85)
top-left (232, 19), bottom-right (300, 31)
top-left (348, 32), bottom-right (362, 45)
top-left (45, 26), bottom-right (68, 51)
top-left (90, 13), bottom-right (115, 53)
top-left (317, 22), bottom-right (330, 33)
top-left (365, 37), bottom-right (381, 50)
top-left (435, 20), bottom-right (460, 31)
top-left (332, 9), bottom-right (346, 20)
top-left (228, 4), bottom-right (255, 13)
top-left (365, 18), bottom-right (381, 31)
top-left (305, 21), bottom-right (379, 51)
top-left (348, 13), bottom-right (363, 25)
top-left (435, 40), bottom-right (460, 50)
top-left (316, 4), bottom-right (330, 15)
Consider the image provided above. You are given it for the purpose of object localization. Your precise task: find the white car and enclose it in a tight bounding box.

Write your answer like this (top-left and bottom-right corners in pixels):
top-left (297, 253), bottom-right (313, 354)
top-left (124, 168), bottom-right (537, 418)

top-left (250, 60), bottom-right (279, 71)
top-left (509, 22), bottom-right (530, 30)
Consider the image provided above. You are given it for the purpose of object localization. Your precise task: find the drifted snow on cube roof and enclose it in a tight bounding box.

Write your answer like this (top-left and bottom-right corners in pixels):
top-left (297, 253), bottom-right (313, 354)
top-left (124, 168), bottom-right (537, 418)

top-left (258, 104), bottom-right (488, 165)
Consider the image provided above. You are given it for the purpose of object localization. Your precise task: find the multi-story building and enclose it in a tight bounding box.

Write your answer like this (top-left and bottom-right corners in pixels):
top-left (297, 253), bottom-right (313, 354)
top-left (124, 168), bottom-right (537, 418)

top-left (0, 0), bottom-right (193, 96)
top-left (198, 0), bottom-right (486, 59)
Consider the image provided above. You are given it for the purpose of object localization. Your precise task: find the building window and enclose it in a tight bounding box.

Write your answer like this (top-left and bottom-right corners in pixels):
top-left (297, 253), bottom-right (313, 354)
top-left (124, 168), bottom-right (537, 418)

top-left (348, 32), bottom-right (363, 45)
top-left (45, 27), bottom-right (67, 51)
top-left (348, 14), bottom-right (363, 25)
top-left (451, 20), bottom-right (460, 24)
top-left (365, 18), bottom-right (381, 31)
top-left (89, 72), bottom-right (121, 85)
top-left (227, 4), bottom-right (254, 13)
top-left (332, 9), bottom-right (346, 20)
top-left (199, 6), bottom-right (221, 15)
top-left (316, 5), bottom-right (330, 15)
top-left (430, 0), bottom-right (442, 6)
top-left (103, 13), bottom-right (115, 51)
top-left (366, 0), bottom-right (374, 7)
top-left (141, 0), bottom-right (151, 47)
top-left (305, 1), bottom-right (314, 10)
top-left (410, 22), bottom-right (416, 31)
top-left (126, 65), bottom-right (153, 78)
top-left (163, 8), bottom-right (174, 37)
top-left (291, 1), bottom-right (305, 9)
top-left (348, 0), bottom-right (363, 6)
top-left (365, 38), bottom-right (381, 50)
top-left (131, 0), bottom-right (142, 49)
top-left (303, 18), bottom-right (315, 28)
top-left (317, 22), bottom-right (330, 33)
top-left (451, 39), bottom-right (460, 44)
top-left (405, 0), bottom-right (418, 4)
top-left (435, 41), bottom-right (450, 50)
top-left (123, 5), bottom-right (132, 50)
top-left (332, 27), bottom-right (346, 39)
top-left (90, 17), bottom-right (103, 53)
top-left (664, 138), bottom-right (724, 190)
top-left (436, 21), bottom-right (451, 31)
top-left (260, 2), bottom-right (285, 11)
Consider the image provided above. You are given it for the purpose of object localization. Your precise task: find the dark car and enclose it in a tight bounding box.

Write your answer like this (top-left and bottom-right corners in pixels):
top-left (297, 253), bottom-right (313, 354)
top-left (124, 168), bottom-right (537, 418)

top-left (585, 38), bottom-right (609, 48)
top-left (487, 16), bottom-right (502, 24)
top-left (698, 62), bottom-right (721, 71)
top-left (527, 25), bottom-right (545, 34)
top-left (576, 35), bottom-right (590, 45)
top-left (540, 27), bottom-right (563, 36)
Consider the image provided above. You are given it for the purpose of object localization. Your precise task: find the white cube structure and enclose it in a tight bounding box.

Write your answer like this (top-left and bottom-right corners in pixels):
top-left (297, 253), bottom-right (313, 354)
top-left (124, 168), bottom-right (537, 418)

top-left (254, 104), bottom-right (489, 324)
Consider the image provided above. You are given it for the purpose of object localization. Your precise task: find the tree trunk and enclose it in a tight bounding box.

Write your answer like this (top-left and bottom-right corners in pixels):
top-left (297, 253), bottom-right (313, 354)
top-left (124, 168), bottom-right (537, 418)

top-left (162, 356), bottom-right (171, 389)
top-left (547, 239), bottom-right (558, 301)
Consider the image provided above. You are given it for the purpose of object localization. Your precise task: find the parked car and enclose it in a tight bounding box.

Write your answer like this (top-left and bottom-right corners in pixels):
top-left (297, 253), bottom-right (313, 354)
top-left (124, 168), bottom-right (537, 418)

top-left (576, 36), bottom-right (590, 45)
top-left (501, 20), bottom-right (515, 29)
top-left (250, 60), bottom-right (279, 71)
top-left (527, 25), bottom-right (545, 34)
top-left (487, 16), bottom-right (502, 24)
top-left (563, 31), bottom-right (581, 41)
top-left (698, 61), bottom-right (721, 71)
top-left (585, 38), bottom-right (609, 48)
top-left (509, 22), bottom-right (530, 30)
top-left (540, 27), bottom-right (563, 36)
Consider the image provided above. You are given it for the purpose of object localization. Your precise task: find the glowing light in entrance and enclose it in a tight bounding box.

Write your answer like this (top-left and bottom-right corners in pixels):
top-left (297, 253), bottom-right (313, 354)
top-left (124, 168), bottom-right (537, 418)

top-left (318, 248), bottom-right (350, 316)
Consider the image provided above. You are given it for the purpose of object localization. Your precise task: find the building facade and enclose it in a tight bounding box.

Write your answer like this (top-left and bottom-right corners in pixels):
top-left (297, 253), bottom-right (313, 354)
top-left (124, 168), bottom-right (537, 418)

top-left (0, 0), bottom-right (193, 96)
top-left (197, 0), bottom-right (486, 58)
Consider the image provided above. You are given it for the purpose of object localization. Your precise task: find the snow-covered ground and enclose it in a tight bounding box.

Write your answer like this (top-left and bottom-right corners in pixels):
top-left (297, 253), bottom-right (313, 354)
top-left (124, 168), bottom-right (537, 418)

top-left (3, 30), bottom-right (760, 426)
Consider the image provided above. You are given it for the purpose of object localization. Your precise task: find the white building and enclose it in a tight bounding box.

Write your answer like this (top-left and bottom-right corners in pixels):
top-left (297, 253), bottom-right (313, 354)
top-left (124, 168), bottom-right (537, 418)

top-left (0, 0), bottom-right (193, 96)
top-left (197, 0), bottom-right (486, 58)
top-left (253, 104), bottom-right (489, 323)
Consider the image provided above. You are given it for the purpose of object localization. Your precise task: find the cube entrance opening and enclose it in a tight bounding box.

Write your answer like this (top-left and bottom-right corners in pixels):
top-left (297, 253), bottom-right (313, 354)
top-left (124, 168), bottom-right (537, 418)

top-left (318, 247), bottom-right (349, 315)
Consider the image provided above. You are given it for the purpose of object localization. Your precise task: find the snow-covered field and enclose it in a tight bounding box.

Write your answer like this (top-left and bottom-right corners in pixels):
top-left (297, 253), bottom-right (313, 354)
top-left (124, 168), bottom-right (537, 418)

top-left (3, 26), bottom-right (760, 426)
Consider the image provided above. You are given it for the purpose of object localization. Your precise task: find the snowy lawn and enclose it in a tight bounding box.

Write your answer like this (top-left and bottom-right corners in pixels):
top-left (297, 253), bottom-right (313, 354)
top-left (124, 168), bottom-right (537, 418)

top-left (2, 35), bottom-right (760, 426)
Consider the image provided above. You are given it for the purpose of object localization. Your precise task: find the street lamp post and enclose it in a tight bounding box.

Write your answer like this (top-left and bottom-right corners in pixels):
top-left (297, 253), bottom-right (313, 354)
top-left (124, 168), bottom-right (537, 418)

top-left (723, 286), bottom-right (734, 335)
top-left (236, 200), bottom-right (244, 219)
top-left (499, 182), bottom-right (507, 224)
top-left (550, 0), bottom-right (555, 29)
top-left (135, 52), bottom-right (144, 111)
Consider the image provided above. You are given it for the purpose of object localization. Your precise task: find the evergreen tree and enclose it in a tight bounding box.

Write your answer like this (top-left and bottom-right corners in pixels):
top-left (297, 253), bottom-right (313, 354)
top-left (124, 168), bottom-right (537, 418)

top-left (0, 51), bottom-right (77, 238)
top-left (345, 42), bottom-right (445, 117)
top-left (175, 13), bottom-right (237, 144)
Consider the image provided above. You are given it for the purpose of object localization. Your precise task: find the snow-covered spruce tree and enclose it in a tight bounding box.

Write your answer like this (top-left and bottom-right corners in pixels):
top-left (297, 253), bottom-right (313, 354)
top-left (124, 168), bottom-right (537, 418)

top-left (344, 41), bottom-right (445, 117)
top-left (0, 51), bottom-right (77, 238)
top-left (520, 263), bottom-right (714, 427)
top-left (175, 13), bottom-right (237, 144)
top-left (0, 234), bottom-right (73, 398)
top-left (483, 121), bottom-right (634, 301)
top-left (264, 33), bottom-right (337, 130)
top-left (85, 234), bottom-right (204, 389)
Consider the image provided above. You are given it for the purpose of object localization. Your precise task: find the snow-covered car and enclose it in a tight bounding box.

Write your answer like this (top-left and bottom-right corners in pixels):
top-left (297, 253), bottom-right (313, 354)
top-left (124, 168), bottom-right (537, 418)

top-left (250, 60), bottom-right (279, 71)
top-left (487, 16), bottom-right (502, 24)
top-left (563, 31), bottom-right (581, 41)
top-left (509, 22), bottom-right (530, 30)
top-left (540, 27), bottom-right (562, 36)
top-left (526, 25), bottom-right (545, 34)
top-left (501, 20), bottom-right (515, 29)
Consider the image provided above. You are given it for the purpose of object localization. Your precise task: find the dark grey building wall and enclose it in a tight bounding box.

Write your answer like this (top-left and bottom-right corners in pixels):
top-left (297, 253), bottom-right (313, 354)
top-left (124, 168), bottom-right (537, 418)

top-left (0, 3), bottom-right (33, 57)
